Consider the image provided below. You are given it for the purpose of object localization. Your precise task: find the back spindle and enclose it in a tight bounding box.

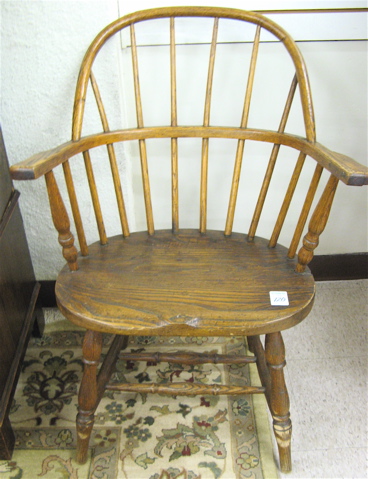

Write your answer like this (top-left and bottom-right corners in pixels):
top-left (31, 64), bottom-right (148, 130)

top-left (130, 23), bottom-right (154, 235)
top-left (269, 151), bottom-right (306, 248)
top-left (225, 25), bottom-right (261, 236)
top-left (90, 72), bottom-right (130, 237)
top-left (200, 17), bottom-right (219, 234)
top-left (170, 17), bottom-right (179, 233)
top-left (248, 74), bottom-right (299, 241)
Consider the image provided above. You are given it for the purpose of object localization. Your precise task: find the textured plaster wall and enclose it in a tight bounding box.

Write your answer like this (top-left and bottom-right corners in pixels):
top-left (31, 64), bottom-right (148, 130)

top-left (1, 0), bottom-right (130, 279)
top-left (1, 1), bottom-right (367, 280)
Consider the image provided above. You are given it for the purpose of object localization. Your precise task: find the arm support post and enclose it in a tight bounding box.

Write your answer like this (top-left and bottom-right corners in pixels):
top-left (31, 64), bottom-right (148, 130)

top-left (45, 170), bottom-right (79, 271)
top-left (296, 174), bottom-right (339, 273)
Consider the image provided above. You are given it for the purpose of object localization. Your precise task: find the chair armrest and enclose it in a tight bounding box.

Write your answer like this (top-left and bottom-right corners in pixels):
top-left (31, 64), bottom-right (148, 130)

top-left (10, 138), bottom-right (96, 180)
top-left (306, 142), bottom-right (368, 186)
top-left (9, 129), bottom-right (148, 180)
top-left (10, 127), bottom-right (368, 186)
top-left (10, 142), bottom-right (71, 180)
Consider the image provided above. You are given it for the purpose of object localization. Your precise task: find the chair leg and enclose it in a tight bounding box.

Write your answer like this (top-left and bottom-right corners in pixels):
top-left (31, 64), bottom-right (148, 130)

top-left (247, 335), bottom-right (272, 403)
top-left (265, 332), bottom-right (292, 473)
top-left (76, 329), bottom-right (103, 464)
top-left (247, 335), bottom-right (256, 354)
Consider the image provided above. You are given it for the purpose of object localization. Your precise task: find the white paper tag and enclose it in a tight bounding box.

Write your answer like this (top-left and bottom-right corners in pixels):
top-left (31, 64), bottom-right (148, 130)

top-left (269, 291), bottom-right (289, 306)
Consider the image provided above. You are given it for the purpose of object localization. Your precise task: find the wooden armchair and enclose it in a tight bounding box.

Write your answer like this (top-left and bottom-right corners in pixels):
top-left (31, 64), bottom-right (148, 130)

top-left (10, 7), bottom-right (367, 472)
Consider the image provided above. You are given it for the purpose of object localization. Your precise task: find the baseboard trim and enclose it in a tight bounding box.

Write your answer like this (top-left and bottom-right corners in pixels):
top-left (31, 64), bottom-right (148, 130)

top-left (38, 281), bottom-right (57, 308)
top-left (38, 253), bottom-right (368, 308)
top-left (309, 252), bottom-right (368, 282)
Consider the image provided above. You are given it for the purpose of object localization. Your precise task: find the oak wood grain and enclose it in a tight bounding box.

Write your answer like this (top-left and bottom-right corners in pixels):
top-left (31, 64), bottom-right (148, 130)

top-left (56, 230), bottom-right (315, 336)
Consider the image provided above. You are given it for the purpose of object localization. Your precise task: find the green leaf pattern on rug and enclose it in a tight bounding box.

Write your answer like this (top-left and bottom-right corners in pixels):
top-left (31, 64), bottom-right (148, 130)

top-left (150, 404), bottom-right (171, 415)
top-left (199, 462), bottom-right (223, 479)
top-left (155, 409), bottom-right (227, 463)
top-left (135, 452), bottom-right (155, 469)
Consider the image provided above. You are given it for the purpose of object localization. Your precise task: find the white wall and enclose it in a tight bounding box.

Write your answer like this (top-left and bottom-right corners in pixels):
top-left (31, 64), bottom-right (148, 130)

top-left (1, 1), bottom-right (367, 279)
top-left (1, 0), bottom-right (127, 278)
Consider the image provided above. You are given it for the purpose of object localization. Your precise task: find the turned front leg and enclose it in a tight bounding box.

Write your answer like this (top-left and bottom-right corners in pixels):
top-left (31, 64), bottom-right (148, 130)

top-left (265, 332), bottom-right (292, 473)
top-left (76, 330), bottom-right (103, 464)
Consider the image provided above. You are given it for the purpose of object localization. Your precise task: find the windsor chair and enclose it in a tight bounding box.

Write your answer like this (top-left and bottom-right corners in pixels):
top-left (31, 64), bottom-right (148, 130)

top-left (10, 7), bottom-right (368, 473)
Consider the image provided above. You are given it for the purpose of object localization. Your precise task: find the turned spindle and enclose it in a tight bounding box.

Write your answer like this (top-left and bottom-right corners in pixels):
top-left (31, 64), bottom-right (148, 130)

top-left (45, 170), bottom-right (78, 271)
top-left (296, 174), bottom-right (339, 272)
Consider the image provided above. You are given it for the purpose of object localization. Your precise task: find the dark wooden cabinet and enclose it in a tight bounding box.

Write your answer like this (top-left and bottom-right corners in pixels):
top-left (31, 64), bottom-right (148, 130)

top-left (0, 126), bottom-right (44, 459)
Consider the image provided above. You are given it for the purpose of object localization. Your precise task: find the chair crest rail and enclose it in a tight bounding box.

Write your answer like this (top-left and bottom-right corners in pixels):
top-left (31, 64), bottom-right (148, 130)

top-left (72, 6), bottom-right (316, 142)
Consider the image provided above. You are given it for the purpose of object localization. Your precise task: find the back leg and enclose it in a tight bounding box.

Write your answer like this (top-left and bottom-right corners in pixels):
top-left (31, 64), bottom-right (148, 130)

top-left (247, 335), bottom-right (271, 402)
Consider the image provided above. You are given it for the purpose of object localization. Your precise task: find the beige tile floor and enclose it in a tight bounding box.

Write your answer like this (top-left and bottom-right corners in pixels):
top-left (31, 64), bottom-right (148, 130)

top-left (276, 279), bottom-right (368, 479)
top-left (45, 279), bottom-right (367, 478)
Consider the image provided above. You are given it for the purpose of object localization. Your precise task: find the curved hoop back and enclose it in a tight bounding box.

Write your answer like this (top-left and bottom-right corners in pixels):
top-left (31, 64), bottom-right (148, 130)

top-left (71, 6), bottom-right (315, 142)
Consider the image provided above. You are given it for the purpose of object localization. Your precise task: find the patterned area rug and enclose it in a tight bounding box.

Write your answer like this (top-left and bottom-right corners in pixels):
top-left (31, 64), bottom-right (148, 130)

top-left (2, 319), bottom-right (279, 479)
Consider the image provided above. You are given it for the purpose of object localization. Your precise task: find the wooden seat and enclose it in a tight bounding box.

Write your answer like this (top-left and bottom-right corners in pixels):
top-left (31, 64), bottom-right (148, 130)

top-left (10, 6), bottom-right (367, 473)
top-left (56, 230), bottom-right (315, 335)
